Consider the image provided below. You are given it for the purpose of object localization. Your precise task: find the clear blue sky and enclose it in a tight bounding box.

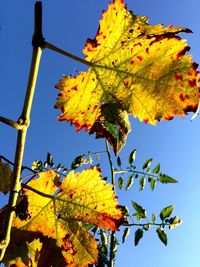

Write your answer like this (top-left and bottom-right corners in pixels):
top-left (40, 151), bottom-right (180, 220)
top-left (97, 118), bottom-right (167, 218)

top-left (0, 1), bottom-right (200, 266)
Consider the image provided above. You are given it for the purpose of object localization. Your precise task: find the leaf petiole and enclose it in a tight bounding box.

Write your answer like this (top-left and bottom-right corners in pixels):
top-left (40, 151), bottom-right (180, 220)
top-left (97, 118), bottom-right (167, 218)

top-left (44, 41), bottom-right (93, 67)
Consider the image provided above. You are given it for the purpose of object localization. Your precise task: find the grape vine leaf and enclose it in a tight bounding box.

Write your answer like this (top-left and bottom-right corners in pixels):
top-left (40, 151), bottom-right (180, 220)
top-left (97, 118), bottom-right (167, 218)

top-left (55, 0), bottom-right (200, 154)
top-left (2, 227), bottom-right (68, 267)
top-left (3, 238), bottom-right (43, 267)
top-left (2, 167), bottom-right (123, 266)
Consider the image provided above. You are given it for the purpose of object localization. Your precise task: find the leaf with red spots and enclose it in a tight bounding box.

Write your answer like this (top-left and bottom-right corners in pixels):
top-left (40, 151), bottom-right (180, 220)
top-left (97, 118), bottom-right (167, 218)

top-left (4, 168), bottom-right (122, 266)
top-left (55, 0), bottom-right (200, 154)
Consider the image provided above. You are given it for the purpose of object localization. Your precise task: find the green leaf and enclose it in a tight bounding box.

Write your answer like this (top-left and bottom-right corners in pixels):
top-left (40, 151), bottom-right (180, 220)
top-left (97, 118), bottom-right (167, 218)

top-left (169, 217), bottom-right (182, 229)
top-left (159, 173), bottom-right (178, 184)
top-left (56, 163), bottom-right (63, 172)
top-left (113, 239), bottom-right (118, 253)
top-left (120, 205), bottom-right (129, 216)
top-left (152, 214), bottom-right (156, 223)
top-left (146, 168), bottom-right (150, 173)
top-left (98, 245), bottom-right (109, 266)
top-left (131, 201), bottom-right (146, 220)
top-left (122, 227), bottom-right (130, 243)
top-left (117, 156), bottom-right (121, 167)
top-left (143, 224), bottom-right (151, 231)
top-left (139, 176), bottom-right (146, 191)
top-left (62, 167), bottom-right (68, 173)
top-left (149, 178), bottom-right (156, 191)
top-left (153, 164), bottom-right (160, 174)
top-left (83, 224), bottom-right (94, 231)
top-left (134, 229), bottom-right (143, 246)
top-left (160, 205), bottom-right (174, 221)
top-left (71, 154), bottom-right (85, 170)
top-left (118, 176), bottom-right (124, 189)
top-left (142, 158), bottom-right (152, 169)
top-left (31, 160), bottom-right (42, 171)
top-left (92, 226), bottom-right (99, 235)
top-left (100, 230), bottom-right (108, 245)
top-left (44, 161), bottom-right (48, 168)
top-left (125, 175), bottom-right (134, 190)
top-left (104, 121), bottom-right (118, 139)
top-left (128, 149), bottom-right (136, 164)
top-left (156, 227), bottom-right (167, 246)
top-left (103, 176), bottom-right (108, 181)
top-left (47, 152), bottom-right (54, 167)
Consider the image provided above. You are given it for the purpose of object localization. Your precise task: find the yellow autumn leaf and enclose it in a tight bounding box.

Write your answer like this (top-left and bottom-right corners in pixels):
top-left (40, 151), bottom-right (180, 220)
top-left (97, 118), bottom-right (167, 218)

top-left (55, 0), bottom-right (200, 154)
top-left (27, 238), bottom-right (43, 267)
top-left (6, 258), bottom-right (27, 267)
top-left (11, 167), bottom-right (123, 266)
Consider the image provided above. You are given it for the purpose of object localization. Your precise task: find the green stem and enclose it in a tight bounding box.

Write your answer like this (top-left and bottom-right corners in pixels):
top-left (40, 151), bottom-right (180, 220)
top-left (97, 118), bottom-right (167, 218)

top-left (0, 155), bottom-right (16, 166)
top-left (0, 155), bottom-right (38, 174)
top-left (45, 42), bottom-right (93, 67)
top-left (87, 150), bottom-right (107, 155)
top-left (0, 47), bottom-right (42, 261)
top-left (0, 116), bottom-right (25, 130)
top-left (105, 141), bottom-right (115, 187)
top-left (0, 46), bottom-right (42, 261)
top-left (114, 169), bottom-right (158, 178)
top-left (105, 140), bottom-right (116, 267)
top-left (0, 2), bottom-right (43, 259)
top-left (126, 222), bottom-right (171, 227)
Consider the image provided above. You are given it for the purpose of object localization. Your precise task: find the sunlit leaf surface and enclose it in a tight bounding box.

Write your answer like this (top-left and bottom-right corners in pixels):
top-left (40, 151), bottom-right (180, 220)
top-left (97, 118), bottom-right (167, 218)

top-left (55, 0), bottom-right (200, 154)
top-left (5, 168), bottom-right (122, 266)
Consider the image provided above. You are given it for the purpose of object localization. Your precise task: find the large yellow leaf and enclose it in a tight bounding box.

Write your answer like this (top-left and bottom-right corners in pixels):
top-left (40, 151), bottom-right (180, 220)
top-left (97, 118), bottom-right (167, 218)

top-left (55, 0), bottom-right (200, 154)
top-left (10, 168), bottom-right (123, 266)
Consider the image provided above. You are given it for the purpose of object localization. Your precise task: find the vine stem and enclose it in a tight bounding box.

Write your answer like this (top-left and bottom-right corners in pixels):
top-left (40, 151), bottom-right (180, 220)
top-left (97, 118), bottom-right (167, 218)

top-left (0, 47), bottom-right (42, 260)
top-left (0, 2), bottom-right (43, 260)
top-left (0, 117), bottom-right (25, 130)
top-left (0, 155), bottom-right (37, 174)
top-left (105, 141), bottom-right (115, 188)
top-left (114, 169), bottom-right (158, 178)
top-left (45, 42), bottom-right (93, 67)
top-left (44, 41), bottom-right (132, 78)
top-left (126, 222), bottom-right (171, 227)
top-left (105, 140), bottom-right (116, 267)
